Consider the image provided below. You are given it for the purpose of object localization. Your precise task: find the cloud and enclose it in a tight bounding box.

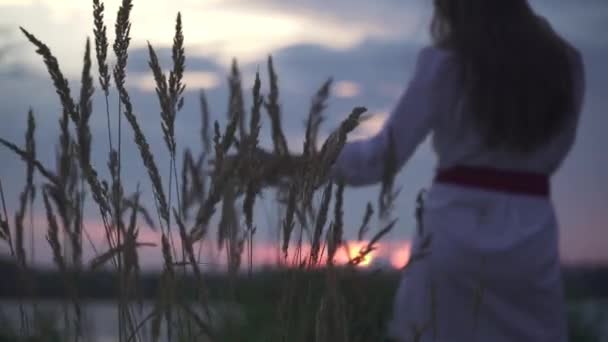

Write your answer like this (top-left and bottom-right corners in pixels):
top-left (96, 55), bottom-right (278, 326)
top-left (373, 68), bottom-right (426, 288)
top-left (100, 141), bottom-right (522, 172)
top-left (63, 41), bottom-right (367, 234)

top-left (334, 80), bottom-right (362, 99)
top-left (3, 0), bottom-right (603, 75)
top-left (131, 71), bottom-right (221, 92)
top-left (220, 0), bottom-right (432, 42)
top-left (0, 0), bottom-right (413, 76)
top-left (223, 0), bottom-right (608, 49)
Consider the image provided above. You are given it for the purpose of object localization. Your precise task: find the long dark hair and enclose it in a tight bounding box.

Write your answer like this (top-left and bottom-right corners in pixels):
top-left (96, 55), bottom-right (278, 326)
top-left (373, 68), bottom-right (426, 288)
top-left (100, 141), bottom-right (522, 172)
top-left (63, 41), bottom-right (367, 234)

top-left (431, 0), bottom-right (577, 153)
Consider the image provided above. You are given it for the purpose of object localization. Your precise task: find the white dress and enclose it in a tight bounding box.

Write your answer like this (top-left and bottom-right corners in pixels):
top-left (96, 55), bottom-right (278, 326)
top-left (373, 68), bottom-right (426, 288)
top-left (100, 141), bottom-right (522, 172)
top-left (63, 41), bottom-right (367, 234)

top-left (333, 46), bottom-right (585, 341)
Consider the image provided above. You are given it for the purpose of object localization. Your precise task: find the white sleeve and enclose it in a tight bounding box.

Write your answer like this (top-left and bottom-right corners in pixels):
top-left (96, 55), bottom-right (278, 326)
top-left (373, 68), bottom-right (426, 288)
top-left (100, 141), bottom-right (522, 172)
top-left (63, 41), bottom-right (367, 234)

top-left (332, 47), bottom-right (454, 186)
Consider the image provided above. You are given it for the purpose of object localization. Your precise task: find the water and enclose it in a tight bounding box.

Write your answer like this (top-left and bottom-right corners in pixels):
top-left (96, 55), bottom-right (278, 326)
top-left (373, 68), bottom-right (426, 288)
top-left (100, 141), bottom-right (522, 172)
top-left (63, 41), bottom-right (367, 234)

top-left (0, 300), bottom-right (241, 342)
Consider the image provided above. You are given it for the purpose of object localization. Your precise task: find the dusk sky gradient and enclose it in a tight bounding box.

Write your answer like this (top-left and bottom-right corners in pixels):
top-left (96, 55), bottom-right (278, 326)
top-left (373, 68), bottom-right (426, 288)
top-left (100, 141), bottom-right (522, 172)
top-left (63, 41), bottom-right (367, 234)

top-left (0, 0), bottom-right (606, 268)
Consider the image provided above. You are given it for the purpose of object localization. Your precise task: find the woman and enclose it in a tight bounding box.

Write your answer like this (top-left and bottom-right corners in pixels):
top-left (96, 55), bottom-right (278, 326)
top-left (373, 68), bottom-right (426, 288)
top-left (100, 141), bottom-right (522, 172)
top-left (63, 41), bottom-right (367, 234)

top-left (331, 0), bottom-right (585, 341)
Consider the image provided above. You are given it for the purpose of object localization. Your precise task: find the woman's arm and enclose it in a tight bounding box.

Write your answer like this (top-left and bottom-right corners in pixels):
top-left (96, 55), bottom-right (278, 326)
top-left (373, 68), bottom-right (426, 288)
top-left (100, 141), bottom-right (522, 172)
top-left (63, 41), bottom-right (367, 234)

top-left (331, 47), bottom-right (454, 186)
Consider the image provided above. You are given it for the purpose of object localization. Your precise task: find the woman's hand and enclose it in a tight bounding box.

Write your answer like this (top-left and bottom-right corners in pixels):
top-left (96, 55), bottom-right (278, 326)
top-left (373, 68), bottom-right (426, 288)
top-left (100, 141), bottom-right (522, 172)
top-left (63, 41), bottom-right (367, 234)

top-left (208, 148), bottom-right (306, 186)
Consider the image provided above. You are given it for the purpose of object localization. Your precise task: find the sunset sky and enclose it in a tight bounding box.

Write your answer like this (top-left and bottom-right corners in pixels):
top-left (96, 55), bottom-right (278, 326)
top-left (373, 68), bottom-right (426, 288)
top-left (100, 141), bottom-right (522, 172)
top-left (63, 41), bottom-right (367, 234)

top-left (0, 0), bottom-right (606, 269)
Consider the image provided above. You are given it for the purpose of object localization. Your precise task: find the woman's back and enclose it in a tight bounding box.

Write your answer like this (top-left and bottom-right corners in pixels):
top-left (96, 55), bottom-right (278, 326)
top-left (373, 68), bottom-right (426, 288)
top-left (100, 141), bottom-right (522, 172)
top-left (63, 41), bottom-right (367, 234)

top-left (332, 42), bottom-right (585, 186)
top-left (428, 45), bottom-right (585, 174)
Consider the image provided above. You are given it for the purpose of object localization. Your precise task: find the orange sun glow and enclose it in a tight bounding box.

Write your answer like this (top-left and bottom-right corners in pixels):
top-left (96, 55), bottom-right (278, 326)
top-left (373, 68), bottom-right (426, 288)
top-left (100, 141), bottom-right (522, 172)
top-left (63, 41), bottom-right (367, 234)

top-left (341, 241), bottom-right (375, 267)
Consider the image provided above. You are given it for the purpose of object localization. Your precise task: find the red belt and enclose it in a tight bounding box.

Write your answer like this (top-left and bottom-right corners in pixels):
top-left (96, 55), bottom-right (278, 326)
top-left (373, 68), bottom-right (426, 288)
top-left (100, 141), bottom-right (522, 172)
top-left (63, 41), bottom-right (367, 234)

top-left (435, 166), bottom-right (550, 197)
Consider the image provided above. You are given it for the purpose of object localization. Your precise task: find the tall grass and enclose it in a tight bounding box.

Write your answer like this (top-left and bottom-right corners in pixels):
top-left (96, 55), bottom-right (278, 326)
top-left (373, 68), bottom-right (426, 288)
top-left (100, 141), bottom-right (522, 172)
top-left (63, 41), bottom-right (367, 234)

top-left (0, 1), bottom-right (411, 341)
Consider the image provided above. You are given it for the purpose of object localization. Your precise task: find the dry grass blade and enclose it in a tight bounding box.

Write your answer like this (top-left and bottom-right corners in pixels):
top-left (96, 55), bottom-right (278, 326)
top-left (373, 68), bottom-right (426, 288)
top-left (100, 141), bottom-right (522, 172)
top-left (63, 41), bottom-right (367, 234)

top-left (115, 34), bottom-right (169, 225)
top-left (217, 183), bottom-right (237, 249)
top-left (43, 190), bottom-right (66, 272)
top-left (124, 190), bottom-right (141, 276)
top-left (47, 118), bottom-right (73, 232)
top-left (379, 129), bottom-right (401, 219)
top-left (0, 180), bottom-right (10, 244)
top-left (318, 107), bottom-right (367, 167)
top-left (70, 40), bottom-right (112, 227)
top-left (13, 109), bottom-right (37, 267)
top-left (57, 107), bottom-right (71, 187)
top-left (113, 0), bottom-right (133, 90)
top-left (19, 27), bottom-right (78, 122)
top-left (0, 223), bottom-right (8, 243)
top-left (192, 154), bottom-right (206, 192)
top-left (304, 78), bottom-right (332, 157)
top-left (14, 185), bottom-right (28, 269)
top-left (248, 71), bottom-right (263, 145)
top-left (350, 219), bottom-right (397, 266)
top-left (89, 242), bottom-right (156, 271)
top-left (264, 56), bottom-right (289, 156)
top-left (190, 114), bottom-right (239, 241)
top-left (44, 187), bottom-right (83, 336)
top-left (169, 12), bottom-right (185, 113)
top-left (180, 150), bottom-right (206, 220)
top-left (174, 209), bottom-right (200, 279)
top-left (147, 41), bottom-right (175, 154)
top-left (242, 72), bottom-right (263, 229)
top-left (199, 90), bottom-right (211, 153)
top-left (0, 181), bottom-right (8, 243)
top-left (220, 107), bottom-right (239, 156)
top-left (328, 181), bottom-right (344, 264)
top-left (0, 221), bottom-right (8, 243)
top-left (0, 137), bottom-right (58, 185)
top-left (242, 183), bottom-right (256, 232)
top-left (357, 202), bottom-right (374, 241)
top-left (93, 0), bottom-right (113, 151)
top-left (190, 188), bottom-right (218, 241)
top-left (46, 181), bottom-right (71, 232)
top-left (25, 109), bottom-right (36, 194)
top-left (311, 181), bottom-right (333, 264)
top-left (56, 146), bottom-right (80, 235)
top-left (80, 159), bottom-right (112, 225)
top-left (92, 0), bottom-right (110, 94)
top-left (228, 59), bottom-right (246, 141)
top-left (122, 194), bottom-right (157, 230)
top-left (174, 209), bottom-right (212, 321)
top-left (415, 189), bottom-right (427, 235)
top-left (167, 16), bottom-right (188, 242)
top-left (78, 37), bottom-right (94, 167)
top-left (282, 184), bottom-right (297, 257)
top-left (218, 181), bottom-right (244, 276)
top-left (108, 150), bottom-right (125, 235)
top-left (71, 192), bottom-right (83, 268)
top-left (161, 234), bottom-right (174, 278)
top-left (369, 219), bottom-right (397, 249)
top-left (300, 107), bottom-right (366, 205)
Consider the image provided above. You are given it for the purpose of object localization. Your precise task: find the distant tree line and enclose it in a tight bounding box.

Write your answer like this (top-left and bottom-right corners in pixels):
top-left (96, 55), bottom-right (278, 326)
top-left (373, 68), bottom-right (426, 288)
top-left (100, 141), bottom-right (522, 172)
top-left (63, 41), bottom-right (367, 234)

top-left (1, 258), bottom-right (607, 300)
